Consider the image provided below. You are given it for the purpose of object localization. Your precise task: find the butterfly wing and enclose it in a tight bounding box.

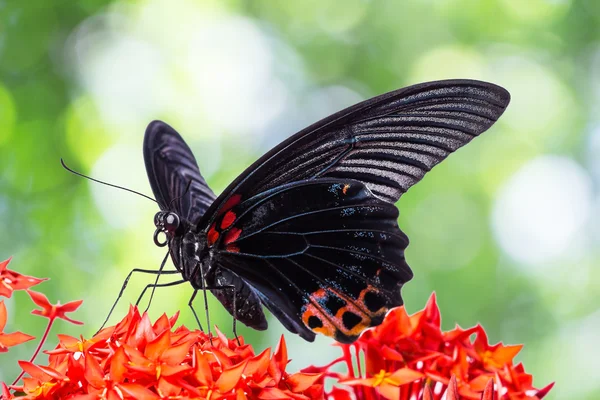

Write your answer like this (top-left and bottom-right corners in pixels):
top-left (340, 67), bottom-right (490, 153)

top-left (202, 79), bottom-right (510, 219)
top-left (144, 121), bottom-right (217, 220)
top-left (200, 79), bottom-right (510, 342)
top-left (144, 121), bottom-right (268, 330)
top-left (208, 179), bottom-right (409, 343)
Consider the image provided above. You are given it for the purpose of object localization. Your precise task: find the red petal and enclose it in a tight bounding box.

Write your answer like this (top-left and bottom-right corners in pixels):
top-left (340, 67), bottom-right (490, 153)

top-left (328, 387), bottom-right (353, 400)
top-left (257, 387), bottom-right (291, 399)
top-left (145, 328), bottom-right (170, 361)
top-left (118, 383), bottom-right (160, 399)
top-left (285, 372), bottom-right (322, 392)
top-left (109, 346), bottom-right (128, 382)
top-left (273, 335), bottom-right (288, 373)
top-left (339, 377), bottom-right (375, 386)
top-left (18, 361), bottom-right (67, 381)
top-left (423, 385), bottom-right (434, 400)
top-left (129, 312), bottom-right (156, 347)
top-left (157, 376), bottom-right (182, 396)
top-left (0, 331), bottom-right (35, 348)
top-left (192, 346), bottom-right (214, 386)
top-left (1, 382), bottom-right (13, 400)
top-left (378, 385), bottom-right (400, 400)
top-left (245, 348), bottom-right (271, 378)
top-left (161, 338), bottom-right (195, 365)
top-left (0, 258), bottom-right (9, 273)
top-left (380, 345), bottom-right (404, 362)
top-left (161, 363), bottom-right (193, 377)
top-left (152, 313), bottom-right (171, 335)
top-left (216, 360), bottom-right (248, 392)
top-left (423, 292), bottom-right (441, 327)
top-left (446, 376), bottom-right (460, 400)
top-left (387, 368), bottom-right (423, 385)
top-left (490, 345), bottom-right (522, 366)
top-left (66, 395), bottom-right (97, 400)
top-left (84, 351), bottom-right (105, 388)
top-left (107, 388), bottom-right (122, 400)
top-left (27, 290), bottom-right (52, 314)
top-left (237, 388), bottom-right (248, 400)
top-left (469, 374), bottom-right (493, 391)
top-left (168, 310), bottom-right (180, 328)
top-left (536, 382), bottom-right (555, 398)
top-left (57, 299), bottom-right (83, 313)
top-left (481, 378), bottom-right (495, 400)
top-left (0, 301), bottom-right (6, 331)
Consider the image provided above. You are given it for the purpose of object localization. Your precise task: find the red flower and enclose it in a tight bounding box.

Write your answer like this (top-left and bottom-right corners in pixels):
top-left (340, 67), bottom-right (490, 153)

top-left (27, 290), bottom-right (83, 325)
top-left (0, 258), bottom-right (47, 298)
top-left (8, 305), bottom-right (324, 399)
top-left (0, 300), bottom-right (35, 352)
top-left (310, 293), bottom-right (554, 400)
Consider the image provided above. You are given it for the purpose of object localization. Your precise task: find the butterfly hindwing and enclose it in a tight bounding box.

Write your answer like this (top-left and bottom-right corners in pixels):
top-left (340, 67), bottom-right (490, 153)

top-left (206, 179), bottom-right (411, 343)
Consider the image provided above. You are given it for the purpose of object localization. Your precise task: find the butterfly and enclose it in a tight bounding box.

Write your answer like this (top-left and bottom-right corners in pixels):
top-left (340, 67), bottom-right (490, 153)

top-left (143, 79), bottom-right (510, 343)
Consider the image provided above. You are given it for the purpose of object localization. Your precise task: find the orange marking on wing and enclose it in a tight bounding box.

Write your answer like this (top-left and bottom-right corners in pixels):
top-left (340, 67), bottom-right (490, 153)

top-left (224, 227), bottom-right (242, 245)
top-left (358, 285), bottom-right (387, 315)
top-left (221, 211), bottom-right (236, 230)
top-left (301, 305), bottom-right (336, 337)
top-left (207, 224), bottom-right (219, 246)
top-left (218, 194), bottom-right (242, 215)
top-left (301, 287), bottom-right (376, 339)
top-left (311, 288), bottom-right (327, 300)
top-left (342, 184), bottom-right (350, 194)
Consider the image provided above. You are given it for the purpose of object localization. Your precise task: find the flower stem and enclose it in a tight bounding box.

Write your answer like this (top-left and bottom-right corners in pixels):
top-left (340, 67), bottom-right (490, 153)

top-left (12, 318), bottom-right (55, 385)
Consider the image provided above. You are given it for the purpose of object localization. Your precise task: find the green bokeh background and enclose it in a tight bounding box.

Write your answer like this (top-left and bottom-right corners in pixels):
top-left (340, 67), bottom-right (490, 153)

top-left (1, 0), bottom-right (599, 397)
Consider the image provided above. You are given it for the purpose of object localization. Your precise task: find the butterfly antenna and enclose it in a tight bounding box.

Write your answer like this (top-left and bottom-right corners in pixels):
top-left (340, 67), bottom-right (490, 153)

top-left (60, 158), bottom-right (158, 204)
top-left (168, 179), bottom-right (193, 209)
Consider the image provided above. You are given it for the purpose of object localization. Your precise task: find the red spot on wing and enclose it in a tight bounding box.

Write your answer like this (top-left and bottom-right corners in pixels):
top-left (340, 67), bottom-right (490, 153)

top-left (207, 223), bottom-right (219, 246)
top-left (226, 244), bottom-right (240, 253)
top-left (218, 194), bottom-right (242, 216)
top-left (221, 211), bottom-right (236, 230)
top-left (224, 228), bottom-right (242, 245)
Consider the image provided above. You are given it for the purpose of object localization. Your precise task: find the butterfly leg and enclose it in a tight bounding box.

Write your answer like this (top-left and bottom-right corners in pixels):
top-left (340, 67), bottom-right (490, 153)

top-left (202, 284), bottom-right (240, 346)
top-left (187, 290), bottom-right (204, 332)
top-left (144, 251), bottom-right (172, 312)
top-left (97, 251), bottom-right (179, 334)
top-left (135, 279), bottom-right (187, 308)
top-left (199, 270), bottom-right (213, 345)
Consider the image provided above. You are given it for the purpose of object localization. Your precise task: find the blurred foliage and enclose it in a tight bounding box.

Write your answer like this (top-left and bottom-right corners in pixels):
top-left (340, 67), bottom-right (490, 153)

top-left (1, 0), bottom-right (599, 398)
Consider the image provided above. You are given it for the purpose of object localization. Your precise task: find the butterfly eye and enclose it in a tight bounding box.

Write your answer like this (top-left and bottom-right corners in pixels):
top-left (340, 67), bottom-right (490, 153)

top-left (164, 213), bottom-right (180, 232)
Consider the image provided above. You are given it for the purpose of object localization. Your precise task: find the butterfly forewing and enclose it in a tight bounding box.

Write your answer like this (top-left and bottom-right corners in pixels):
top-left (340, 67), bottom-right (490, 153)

top-left (144, 121), bottom-right (217, 219)
top-left (143, 122), bottom-right (268, 331)
top-left (200, 79), bottom-right (510, 222)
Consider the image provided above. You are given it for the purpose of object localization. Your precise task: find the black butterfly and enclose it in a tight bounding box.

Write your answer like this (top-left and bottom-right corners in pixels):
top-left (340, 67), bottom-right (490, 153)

top-left (140, 79), bottom-right (509, 344)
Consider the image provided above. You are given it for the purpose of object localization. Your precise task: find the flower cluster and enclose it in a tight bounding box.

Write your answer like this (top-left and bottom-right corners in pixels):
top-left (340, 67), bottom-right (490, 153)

top-left (7, 305), bottom-right (323, 399)
top-left (1, 256), bottom-right (554, 400)
top-left (309, 294), bottom-right (553, 400)
top-left (0, 257), bottom-right (46, 353)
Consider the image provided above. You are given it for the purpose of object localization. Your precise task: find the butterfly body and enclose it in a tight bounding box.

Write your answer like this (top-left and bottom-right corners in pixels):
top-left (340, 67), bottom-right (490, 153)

top-left (143, 79), bottom-right (510, 343)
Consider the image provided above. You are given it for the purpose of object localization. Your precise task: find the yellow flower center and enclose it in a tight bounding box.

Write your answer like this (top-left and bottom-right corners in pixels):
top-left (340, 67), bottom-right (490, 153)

top-left (373, 369), bottom-right (395, 387)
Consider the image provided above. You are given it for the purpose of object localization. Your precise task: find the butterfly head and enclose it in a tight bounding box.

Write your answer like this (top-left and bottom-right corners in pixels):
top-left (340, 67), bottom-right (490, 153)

top-left (153, 211), bottom-right (181, 247)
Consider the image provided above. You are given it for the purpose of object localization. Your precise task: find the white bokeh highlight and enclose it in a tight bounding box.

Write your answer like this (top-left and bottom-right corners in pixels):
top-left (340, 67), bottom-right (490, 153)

top-left (68, 0), bottom-right (291, 140)
top-left (492, 156), bottom-right (593, 266)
